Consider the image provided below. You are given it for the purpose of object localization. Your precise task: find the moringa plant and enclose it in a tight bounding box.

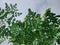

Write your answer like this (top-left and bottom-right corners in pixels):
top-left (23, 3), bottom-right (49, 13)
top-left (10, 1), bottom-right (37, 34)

top-left (0, 3), bottom-right (60, 45)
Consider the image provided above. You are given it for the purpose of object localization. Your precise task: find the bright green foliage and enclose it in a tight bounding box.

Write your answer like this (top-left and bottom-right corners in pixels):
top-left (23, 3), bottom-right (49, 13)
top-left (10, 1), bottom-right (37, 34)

top-left (0, 3), bottom-right (60, 45)
top-left (0, 3), bottom-right (22, 39)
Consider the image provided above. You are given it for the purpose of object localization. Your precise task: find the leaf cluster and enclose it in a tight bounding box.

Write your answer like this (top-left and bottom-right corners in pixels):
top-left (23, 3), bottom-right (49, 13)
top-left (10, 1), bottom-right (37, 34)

top-left (0, 3), bottom-right (60, 45)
